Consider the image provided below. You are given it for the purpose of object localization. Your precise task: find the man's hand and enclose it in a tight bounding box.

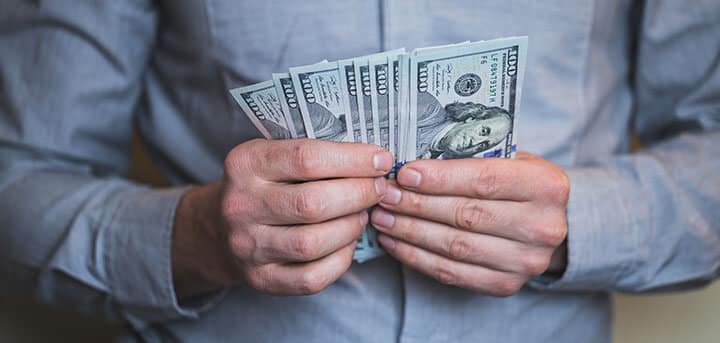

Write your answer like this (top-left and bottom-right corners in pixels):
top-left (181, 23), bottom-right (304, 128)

top-left (371, 152), bottom-right (568, 296)
top-left (172, 139), bottom-right (392, 297)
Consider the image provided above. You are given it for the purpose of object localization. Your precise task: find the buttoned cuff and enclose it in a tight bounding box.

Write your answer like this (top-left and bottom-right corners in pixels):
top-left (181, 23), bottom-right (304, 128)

top-left (105, 187), bottom-right (225, 327)
top-left (528, 167), bottom-right (646, 291)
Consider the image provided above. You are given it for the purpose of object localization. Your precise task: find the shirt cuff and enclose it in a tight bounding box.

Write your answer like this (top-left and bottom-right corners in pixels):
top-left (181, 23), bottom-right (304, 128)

top-left (528, 166), bottom-right (646, 291)
top-left (105, 186), bottom-right (225, 327)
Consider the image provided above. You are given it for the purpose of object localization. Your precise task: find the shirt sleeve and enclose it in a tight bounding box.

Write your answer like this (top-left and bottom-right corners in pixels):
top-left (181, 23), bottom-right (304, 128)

top-left (530, 0), bottom-right (720, 292)
top-left (0, 1), bottom-right (219, 329)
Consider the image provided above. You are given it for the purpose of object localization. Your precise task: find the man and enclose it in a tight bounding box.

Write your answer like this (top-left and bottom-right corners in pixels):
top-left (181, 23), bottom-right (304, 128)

top-left (1, 1), bottom-right (718, 342)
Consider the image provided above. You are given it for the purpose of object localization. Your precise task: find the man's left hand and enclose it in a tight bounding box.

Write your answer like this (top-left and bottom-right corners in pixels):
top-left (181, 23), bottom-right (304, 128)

top-left (371, 152), bottom-right (569, 296)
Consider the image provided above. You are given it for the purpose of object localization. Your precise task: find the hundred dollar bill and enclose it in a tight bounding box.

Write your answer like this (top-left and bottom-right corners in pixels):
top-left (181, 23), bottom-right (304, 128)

top-left (337, 60), bottom-right (363, 143)
top-left (354, 59), bottom-right (374, 145)
top-left (230, 80), bottom-right (293, 139)
top-left (360, 50), bottom-right (406, 262)
top-left (356, 49), bottom-right (406, 147)
top-left (388, 55), bottom-right (401, 160)
top-left (369, 55), bottom-right (391, 152)
top-left (408, 37), bottom-right (527, 161)
top-left (353, 227), bottom-right (384, 263)
top-left (289, 62), bottom-right (349, 142)
top-left (396, 53), bottom-right (411, 167)
top-left (290, 61), bottom-right (387, 262)
top-left (272, 73), bottom-right (307, 138)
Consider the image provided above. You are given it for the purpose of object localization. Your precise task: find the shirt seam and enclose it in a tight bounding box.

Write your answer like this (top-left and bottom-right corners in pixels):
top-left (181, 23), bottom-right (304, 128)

top-left (573, 0), bottom-right (596, 167)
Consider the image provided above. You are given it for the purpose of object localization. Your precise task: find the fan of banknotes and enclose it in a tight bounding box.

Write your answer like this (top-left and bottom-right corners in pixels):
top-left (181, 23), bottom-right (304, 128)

top-left (230, 36), bottom-right (528, 263)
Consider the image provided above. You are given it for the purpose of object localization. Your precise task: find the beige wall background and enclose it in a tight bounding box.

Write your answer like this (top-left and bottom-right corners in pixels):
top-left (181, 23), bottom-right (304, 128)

top-left (1, 135), bottom-right (718, 342)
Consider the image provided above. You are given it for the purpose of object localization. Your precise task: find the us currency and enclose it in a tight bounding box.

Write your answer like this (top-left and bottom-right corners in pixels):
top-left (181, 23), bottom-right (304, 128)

top-left (289, 62), bottom-right (349, 142)
top-left (230, 80), bottom-right (293, 139)
top-left (362, 49), bottom-right (405, 261)
top-left (354, 59), bottom-right (374, 145)
top-left (354, 225), bottom-right (383, 263)
top-left (337, 60), bottom-right (363, 143)
top-left (356, 56), bottom-right (386, 259)
top-left (272, 73), bottom-right (306, 138)
top-left (356, 49), bottom-right (406, 147)
top-left (289, 61), bottom-right (387, 262)
top-left (408, 37), bottom-right (527, 161)
top-left (335, 60), bottom-right (382, 261)
top-left (396, 53), bottom-right (411, 168)
top-left (369, 55), bottom-right (392, 153)
top-left (388, 56), bottom-right (400, 159)
top-left (228, 37), bottom-right (528, 264)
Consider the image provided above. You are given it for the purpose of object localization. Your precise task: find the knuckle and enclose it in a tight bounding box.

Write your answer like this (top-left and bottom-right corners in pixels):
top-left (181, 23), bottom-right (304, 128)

top-left (533, 223), bottom-right (567, 247)
top-left (447, 235), bottom-right (472, 261)
top-left (298, 270), bottom-right (328, 295)
top-left (227, 232), bottom-right (256, 260)
top-left (522, 254), bottom-right (550, 275)
top-left (288, 232), bottom-right (321, 260)
top-left (293, 189), bottom-right (326, 221)
top-left (220, 194), bottom-right (240, 220)
top-left (406, 192), bottom-right (424, 212)
top-left (546, 170), bottom-right (570, 205)
top-left (221, 192), bottom-right (250, 220)
top-left (245, 267), bottom-right (269, 291)
top-left (420, 166), bottom-right (444, 187)
top-left (225, 140), bottom-right (262, 177)
top-left (402, 219), bottom-right (422, 243)
top-left (292, 144), bottom-right (322, 178)
top-left (455, 200), bottom-right (496, 231)
top-left (433, 264), bottom-right (458, 286)
top-left (398, 243), bottom-right (419, 266)
top-left (473, 168), bottom-right (501, 198)
top-left (492, 277), bottom-right (524, 297)
top-left (222, 192), bottom-right (259, 224)
top-left (224, 146), bottom-right (243, 175)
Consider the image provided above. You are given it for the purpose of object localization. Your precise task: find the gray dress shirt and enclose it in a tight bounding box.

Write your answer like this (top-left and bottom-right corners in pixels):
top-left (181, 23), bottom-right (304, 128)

top-left (1, 1), bottom-right (719, 342)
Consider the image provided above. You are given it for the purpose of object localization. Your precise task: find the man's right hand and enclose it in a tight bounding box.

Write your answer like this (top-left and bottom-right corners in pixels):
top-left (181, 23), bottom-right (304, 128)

top-left (171, 139), bottom-right (392, 297)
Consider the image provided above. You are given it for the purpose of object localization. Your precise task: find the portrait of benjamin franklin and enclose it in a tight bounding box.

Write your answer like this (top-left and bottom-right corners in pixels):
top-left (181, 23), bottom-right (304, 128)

top-left (307, 104), bottom-right (347, 142)
top-left (416, 92), bottom-right (512, 160)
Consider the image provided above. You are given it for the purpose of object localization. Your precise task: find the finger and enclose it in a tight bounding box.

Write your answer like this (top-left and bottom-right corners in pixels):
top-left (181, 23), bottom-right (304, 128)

top-left (378, 182), bottom-right (538, 242)
top-left (256, 177), bottom-right (386, 225)
top-left (248, 241), bottom-right (356, 295)
top-left (395, 155), bottom-right (550, 201)
top-left (233, 139), bottom-right (393, 182)
top-left (371, 208), bottom-right (550, 274)
top-left (377, 234), bottom-right (526, 296)
top-left (255, 211), bottom-right (367, 264)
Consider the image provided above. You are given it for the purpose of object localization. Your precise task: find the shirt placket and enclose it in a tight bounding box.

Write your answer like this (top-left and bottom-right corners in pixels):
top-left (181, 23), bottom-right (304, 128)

top-left (381, 1), bottom-right (447, 342)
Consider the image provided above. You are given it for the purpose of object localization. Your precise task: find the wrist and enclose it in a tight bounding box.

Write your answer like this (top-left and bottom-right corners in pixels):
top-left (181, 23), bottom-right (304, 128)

top-left (171, 182), bottom-right (239, 298)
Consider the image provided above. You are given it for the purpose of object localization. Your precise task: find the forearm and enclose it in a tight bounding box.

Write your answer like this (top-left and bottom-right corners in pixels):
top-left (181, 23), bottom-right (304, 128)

top-left (0, 162), bottom-right (204, 326)
top-left (531, 130), bottom-right (720, 292)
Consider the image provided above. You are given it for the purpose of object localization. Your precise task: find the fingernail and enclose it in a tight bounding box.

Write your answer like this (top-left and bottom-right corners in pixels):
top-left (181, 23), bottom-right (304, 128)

top-left (398, 168), bottom-right (421, 187)
top-left (378, 234), bottom-right (396, 250)
top-left (359, 211), bottom-right (369, 226)
top-left (373, 151), bottom-right (393, 172)
top-left (374, 177), bottom-right (387, 196)
top-left (381, 185), bottom-right (402, 205)
top-left (372, 209), bottom-right (395, 229)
